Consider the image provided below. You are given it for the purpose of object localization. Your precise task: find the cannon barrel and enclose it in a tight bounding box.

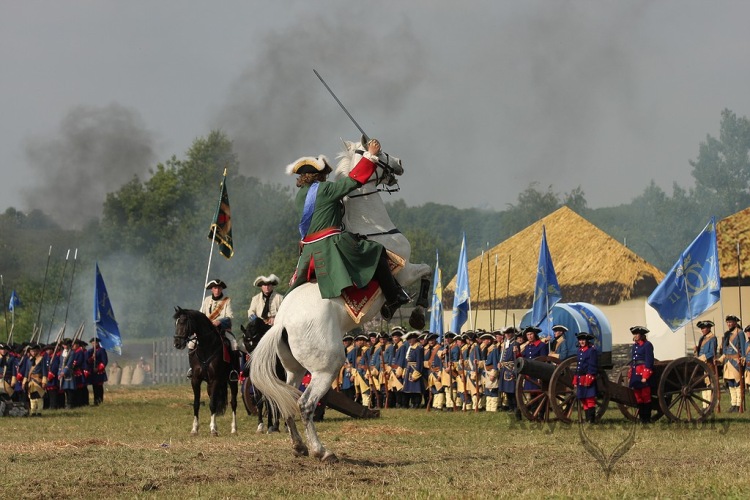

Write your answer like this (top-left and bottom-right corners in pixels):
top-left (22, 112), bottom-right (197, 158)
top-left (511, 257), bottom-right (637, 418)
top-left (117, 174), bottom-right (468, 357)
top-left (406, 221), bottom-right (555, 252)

top-left (514, 357), bottom-right (556, 382)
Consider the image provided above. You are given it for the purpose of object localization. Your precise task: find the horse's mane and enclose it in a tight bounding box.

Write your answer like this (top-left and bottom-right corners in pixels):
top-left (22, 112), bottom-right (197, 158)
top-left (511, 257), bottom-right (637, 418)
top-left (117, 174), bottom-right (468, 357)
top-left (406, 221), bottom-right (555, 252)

top-left (333, 139), bottom-right (359, 179)
top-left (173, 307), bottom-right (214, 335)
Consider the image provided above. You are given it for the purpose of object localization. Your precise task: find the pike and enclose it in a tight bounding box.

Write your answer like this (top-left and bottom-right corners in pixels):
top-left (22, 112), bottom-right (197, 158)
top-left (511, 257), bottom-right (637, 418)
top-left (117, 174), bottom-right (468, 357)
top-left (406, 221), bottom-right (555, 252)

top-left (61, 249), bottom-right (79, 334)
top-left (34, 245), bottom-right (53, 335)
top-left (46, 249), bottom-right (71, 343)
top-left (1, 274), bottom-right (8, 341)
top-left (313, 69), bottom-right (370, 144)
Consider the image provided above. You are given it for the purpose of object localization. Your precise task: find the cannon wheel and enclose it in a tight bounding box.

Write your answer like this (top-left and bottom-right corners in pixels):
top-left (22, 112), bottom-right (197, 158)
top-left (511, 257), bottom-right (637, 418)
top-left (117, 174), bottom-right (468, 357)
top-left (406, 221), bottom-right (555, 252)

top-left (241, 379), bottom-right (259, 416)
top-left (515, 356), bottom-right (560, 422)
top-left (658, 357), bottom-right (718, 423)
top-left (548, 357), bottom-right (610, 424)
top-left (615, 367), bottom-right (665, 423)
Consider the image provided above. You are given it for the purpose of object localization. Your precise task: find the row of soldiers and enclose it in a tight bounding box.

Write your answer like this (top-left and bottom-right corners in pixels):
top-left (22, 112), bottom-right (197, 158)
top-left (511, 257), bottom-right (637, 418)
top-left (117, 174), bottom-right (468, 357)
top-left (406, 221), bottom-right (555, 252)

top-left (332, 324), bottom-right (560, 412)
top-left (0, 337), bottom-right (108, 416)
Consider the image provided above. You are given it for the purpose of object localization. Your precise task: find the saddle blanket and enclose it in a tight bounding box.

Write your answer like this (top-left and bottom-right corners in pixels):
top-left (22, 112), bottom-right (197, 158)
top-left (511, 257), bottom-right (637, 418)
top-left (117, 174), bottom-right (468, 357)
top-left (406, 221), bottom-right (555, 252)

top-left (341, 250), bottom-right (405, 324)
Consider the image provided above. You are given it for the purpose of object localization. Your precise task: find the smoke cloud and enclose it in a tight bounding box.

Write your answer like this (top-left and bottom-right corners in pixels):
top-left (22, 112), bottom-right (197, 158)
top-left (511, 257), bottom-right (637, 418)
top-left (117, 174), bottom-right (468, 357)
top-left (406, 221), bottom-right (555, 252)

top-left (23, 103), bottom-right (156, 229)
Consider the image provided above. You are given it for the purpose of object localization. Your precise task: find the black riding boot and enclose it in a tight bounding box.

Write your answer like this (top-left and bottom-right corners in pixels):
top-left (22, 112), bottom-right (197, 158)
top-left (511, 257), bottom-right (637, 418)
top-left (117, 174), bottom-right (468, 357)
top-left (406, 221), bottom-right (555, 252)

top-left (376, 251), bottom-right (410, 320)
top-left (586, 407), bottom-right (596, 424)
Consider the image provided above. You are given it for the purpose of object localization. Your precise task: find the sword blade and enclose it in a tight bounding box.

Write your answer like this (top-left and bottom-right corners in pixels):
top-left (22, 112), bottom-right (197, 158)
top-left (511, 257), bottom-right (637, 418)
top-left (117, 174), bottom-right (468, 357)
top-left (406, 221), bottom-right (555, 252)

top-left (313, 69), bottom-right (370, 144)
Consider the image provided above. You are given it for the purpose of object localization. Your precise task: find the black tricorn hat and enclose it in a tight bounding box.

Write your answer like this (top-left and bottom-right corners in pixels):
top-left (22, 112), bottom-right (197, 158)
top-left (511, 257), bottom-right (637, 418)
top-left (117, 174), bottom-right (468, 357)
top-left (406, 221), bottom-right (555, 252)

top-left (726, 315), bottom-right (740, 322)
top-left (523, 326), bottom-right (542, 335)
top-left (205, 279), bottom-right (227, 290)
top-left (576, 332), bottom-right (595, 341)
top-left (697, 320), bottom-right (714, 329)
top-left (630, 326), bottom-right (649, 335)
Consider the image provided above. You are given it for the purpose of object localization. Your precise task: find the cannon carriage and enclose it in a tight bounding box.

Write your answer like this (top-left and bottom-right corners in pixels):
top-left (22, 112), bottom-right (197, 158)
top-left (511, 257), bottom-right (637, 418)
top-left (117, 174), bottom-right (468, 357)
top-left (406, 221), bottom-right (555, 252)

top-left (514, 302), bottom-right (720, 423)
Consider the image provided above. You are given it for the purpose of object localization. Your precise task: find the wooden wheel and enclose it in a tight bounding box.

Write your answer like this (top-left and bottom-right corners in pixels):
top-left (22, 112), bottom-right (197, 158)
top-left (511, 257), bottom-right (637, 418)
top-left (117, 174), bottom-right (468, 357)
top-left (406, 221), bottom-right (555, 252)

top-left (241, 379), bottom-right (259, 416)
top-left (657, 357), bottom-right (718, 423)
top-left (616, 366), bottom-right (665, 423)
top-left (548, 357), bottom-right (609, 424)
top-left (515, 356), bottom-right (559, 422)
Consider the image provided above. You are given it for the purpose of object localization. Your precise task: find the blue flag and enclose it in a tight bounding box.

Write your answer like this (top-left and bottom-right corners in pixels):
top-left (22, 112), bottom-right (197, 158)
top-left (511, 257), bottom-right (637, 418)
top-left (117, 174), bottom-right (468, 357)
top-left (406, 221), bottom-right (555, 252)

top-left (648, 218), bottom-right (721, 331)
top-left (451, 233), bottom-right (470, 332)
top-left (8, 290), bottom-right (21, 312)
top-left (429, 250), bottom-right (444, 341)
top-left (94, 263), bottom-right (122, 355)
top-left (531, 226), bottom-right (562, 331)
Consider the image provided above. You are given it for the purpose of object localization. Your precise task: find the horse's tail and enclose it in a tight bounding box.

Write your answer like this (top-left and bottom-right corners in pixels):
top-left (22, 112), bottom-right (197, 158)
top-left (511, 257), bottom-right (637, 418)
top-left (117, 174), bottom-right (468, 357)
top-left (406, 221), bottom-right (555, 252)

top-left (249, 324), bottom-right (301, 421)
top-left (213, 376), bottom-right (228, 416)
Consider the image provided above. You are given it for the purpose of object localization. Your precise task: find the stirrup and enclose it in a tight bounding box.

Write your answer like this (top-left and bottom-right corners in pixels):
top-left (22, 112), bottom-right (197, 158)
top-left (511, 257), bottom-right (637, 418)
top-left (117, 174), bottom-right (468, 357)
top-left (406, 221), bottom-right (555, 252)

top-left (229, 370), bottom-right (239, 382)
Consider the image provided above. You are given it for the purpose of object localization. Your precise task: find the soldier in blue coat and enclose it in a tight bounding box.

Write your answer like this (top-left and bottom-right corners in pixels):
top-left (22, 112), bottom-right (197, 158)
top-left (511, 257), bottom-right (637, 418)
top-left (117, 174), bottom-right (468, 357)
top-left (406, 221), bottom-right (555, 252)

top-left (521, 326), bottom-right (549, 391)
top-left (0, 342), bottom-right (13, 401)
top-left (44, 344), bottom-right (62, 410)
top-left (572, 332), bottom-right (598, 423)
top-left (720, 315), bottom-right (746, 412)
top-left (550, 325), bottom-right (571, 360)
top-left (499, 327), bottom-right (519, 412)
top-left (402, 331), bottom-right (424, 408)
top-left (339, 335), bottom-right (357, 400)
top-left (87, 337), bottom-right (109, 406)
top-left (59, 339), bottom-right (76, 409)
top-left (628, 326), bottom-right (655, 423)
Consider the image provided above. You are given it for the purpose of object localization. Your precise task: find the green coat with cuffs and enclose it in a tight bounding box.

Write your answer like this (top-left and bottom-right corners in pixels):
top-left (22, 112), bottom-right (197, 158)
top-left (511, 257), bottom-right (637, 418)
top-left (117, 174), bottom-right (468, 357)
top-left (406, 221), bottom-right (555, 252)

top-left (289, 175), bottom-right (384, 299)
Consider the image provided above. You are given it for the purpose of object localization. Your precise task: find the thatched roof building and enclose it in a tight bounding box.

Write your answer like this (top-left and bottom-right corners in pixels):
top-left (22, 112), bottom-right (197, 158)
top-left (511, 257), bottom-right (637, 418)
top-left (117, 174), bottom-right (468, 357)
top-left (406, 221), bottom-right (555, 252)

top-left (445, 206), bottom-right (664, 309)
top-left (717, 207), bottom-right (750, 284)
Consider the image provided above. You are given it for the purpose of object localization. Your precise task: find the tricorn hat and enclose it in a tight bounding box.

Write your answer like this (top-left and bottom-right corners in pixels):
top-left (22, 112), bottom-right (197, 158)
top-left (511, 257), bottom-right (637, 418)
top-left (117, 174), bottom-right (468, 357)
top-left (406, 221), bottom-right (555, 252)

top-left (405, 331), bottom-right (420, 341)
top-left (576, 332), bottom-right (595, 341)
top-left (286, 155), bottom-right (332, 175)
top-left (479, 332), bottom-right (494, 341)
top-left (355, 334), bottom-right (368, 341)
top-left (726, 315), bottom-right (740, 322)
top-left (552, 325), bottom-right (568, 332)
top-left (523, 326), bottom-right (542, 335)
top-left (205, 279), bottom-right (227, 290)
top-left (630, 326), bottom-right (649, 335)
top-left (697, 320), bottom-right (715, 329)
top-left (426, 333), bottom-right (439, 341)
top-left (253, 274), bottom-right (280, 287)
top-left (342, 334), bottom-right (354, 342)
top-left (444, 332), bottom-right (457, 340)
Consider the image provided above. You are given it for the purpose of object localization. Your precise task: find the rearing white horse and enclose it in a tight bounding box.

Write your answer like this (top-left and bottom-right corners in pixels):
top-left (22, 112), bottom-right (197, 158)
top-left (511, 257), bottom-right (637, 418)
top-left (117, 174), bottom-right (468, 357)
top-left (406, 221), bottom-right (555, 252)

top-left (250, 139), bottom-right (431, 463)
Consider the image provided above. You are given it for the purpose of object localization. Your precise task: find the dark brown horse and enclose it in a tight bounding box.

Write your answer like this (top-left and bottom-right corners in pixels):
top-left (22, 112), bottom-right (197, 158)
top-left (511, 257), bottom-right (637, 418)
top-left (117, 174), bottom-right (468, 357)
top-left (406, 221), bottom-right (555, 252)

top-left (173, 307), bottom-right (238, 436)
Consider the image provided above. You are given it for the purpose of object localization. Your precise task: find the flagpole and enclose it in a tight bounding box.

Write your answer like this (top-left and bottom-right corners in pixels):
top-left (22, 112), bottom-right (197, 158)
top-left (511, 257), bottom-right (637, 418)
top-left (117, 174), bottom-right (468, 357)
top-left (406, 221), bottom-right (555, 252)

top-left (46, 249), bottom-right (71, 343)
top-left (202, 168), bottom-right (228, 305)
top-left (35, 245), bottom-right (53, 334)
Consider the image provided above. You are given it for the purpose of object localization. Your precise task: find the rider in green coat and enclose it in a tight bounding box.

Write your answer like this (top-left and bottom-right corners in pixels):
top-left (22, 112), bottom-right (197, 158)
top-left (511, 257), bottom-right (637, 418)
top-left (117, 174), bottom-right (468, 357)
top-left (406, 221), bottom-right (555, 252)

top-left (287, 139), bottom-right (409, 320)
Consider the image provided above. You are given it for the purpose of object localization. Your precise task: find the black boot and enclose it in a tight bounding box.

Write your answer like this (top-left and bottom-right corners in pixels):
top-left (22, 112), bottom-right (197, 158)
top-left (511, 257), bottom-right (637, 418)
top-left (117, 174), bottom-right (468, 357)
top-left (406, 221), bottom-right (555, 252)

top-left (376, 251), bottom-right (410, 320)
top-left (639, 403), bottom-right (651, 424)
top-left (586, 407), bottom-right (596, 424)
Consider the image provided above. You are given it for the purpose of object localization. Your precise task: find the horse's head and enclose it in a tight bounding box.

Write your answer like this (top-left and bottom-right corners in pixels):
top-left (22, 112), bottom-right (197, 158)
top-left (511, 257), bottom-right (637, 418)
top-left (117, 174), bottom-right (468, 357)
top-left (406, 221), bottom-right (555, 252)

top-left (173, 306), bottom-right (195, 350)
top-left (335, 136), bottom-right (403, 186)
top-left (240, 319), bottom-right (265, 354)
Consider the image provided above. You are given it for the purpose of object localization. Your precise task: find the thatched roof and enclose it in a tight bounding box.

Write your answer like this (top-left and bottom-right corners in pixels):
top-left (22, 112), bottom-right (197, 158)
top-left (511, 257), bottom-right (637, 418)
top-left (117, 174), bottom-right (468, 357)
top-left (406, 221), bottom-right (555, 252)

top-left (718, 207), bottom-right (750, 284)
top-left (444, 206), bottom-right (664, 309)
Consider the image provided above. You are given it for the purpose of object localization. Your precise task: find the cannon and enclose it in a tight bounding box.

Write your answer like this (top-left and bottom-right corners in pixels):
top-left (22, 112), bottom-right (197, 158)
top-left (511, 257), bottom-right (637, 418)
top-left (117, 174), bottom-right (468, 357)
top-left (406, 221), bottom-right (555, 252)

top-left (514, 355), bottom-right (719, 424)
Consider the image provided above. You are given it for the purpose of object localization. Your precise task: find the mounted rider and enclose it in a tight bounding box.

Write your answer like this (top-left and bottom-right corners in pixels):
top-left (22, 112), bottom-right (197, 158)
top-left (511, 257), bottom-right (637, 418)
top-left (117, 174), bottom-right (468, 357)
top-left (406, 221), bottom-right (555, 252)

top-left (286, 138), bottom-right (410, 321)
top-left (190, 278), bottom-right (240, 381)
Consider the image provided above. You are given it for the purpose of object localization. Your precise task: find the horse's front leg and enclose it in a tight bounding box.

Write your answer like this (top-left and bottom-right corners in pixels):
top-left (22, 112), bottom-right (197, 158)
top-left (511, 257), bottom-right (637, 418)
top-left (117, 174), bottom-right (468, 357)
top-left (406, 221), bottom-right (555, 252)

top-left (191, 380), bottom-right (201, 435)
top-left (230, 381), bottom-right (238, 434)
top-left (299, 371), bottom-right (338, 463)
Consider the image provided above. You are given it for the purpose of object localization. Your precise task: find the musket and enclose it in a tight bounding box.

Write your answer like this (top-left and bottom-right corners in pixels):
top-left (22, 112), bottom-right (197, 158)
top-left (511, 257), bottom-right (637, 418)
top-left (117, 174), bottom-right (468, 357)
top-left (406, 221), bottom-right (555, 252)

top-left (34, 245), bottom-right (53, 337)
top-left (380, 345), bottom-right (390, 408)
top-left (504, 255), bottom-right (511, 326)
top-left (472, 342), bottom-right (482, 413)
top-left (313, 69), bottom-right (370, 144)
top-left (486, 250), bottom-right (492, 331)
top-left (445, 340), bottom-right (456, 412)
top-left (46, 249), bottom-right (71, 343)
top-left (492, 254), bottom-right (498, 331)
top-left (458, 342), bottom-right (468, 411)
top-left (61, 249), bottom-right (79, 335)
top-left (366, 346), bottom-right (381, 409)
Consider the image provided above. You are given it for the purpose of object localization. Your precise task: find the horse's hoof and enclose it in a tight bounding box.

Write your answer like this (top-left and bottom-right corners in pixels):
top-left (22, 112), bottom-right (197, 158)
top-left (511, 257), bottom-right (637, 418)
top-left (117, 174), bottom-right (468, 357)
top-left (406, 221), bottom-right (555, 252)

top-left (321, 452), bottom-right (338, 464)
top-left (256, 424), bottom-right (265, 434)
top-left (211, 430), bottom-right (219, 437)
top-left (190, 430), bottom-right (198, 435)
top-left (267, 426), bottom-right (279, 433)
top-left (408, 309), bottom-right (425, 330)
top-left (292, 445), bottom-right (309, 457)
top-left (231, 429), bottom-right (237, 435)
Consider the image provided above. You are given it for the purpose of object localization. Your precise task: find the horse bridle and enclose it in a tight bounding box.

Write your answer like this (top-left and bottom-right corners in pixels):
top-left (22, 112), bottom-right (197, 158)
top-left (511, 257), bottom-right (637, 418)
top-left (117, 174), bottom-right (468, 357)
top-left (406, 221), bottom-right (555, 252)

top-left (345, 149), bottom-right (401, 199)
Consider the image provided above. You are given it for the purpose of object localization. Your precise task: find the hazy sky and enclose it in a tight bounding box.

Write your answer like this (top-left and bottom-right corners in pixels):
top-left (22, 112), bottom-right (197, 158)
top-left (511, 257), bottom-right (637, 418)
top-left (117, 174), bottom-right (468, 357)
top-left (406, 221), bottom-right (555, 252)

top-left (2, 1), bottom-right (750, 229)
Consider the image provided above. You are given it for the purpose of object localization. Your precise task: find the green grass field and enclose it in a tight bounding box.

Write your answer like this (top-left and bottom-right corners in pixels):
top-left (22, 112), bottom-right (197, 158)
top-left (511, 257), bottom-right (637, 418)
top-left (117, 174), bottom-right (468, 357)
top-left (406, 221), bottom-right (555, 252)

top-left (2, 385), bottom-right (750, 499)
